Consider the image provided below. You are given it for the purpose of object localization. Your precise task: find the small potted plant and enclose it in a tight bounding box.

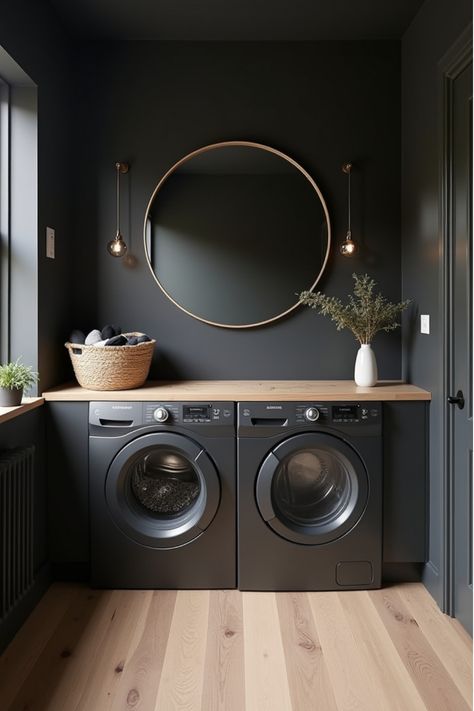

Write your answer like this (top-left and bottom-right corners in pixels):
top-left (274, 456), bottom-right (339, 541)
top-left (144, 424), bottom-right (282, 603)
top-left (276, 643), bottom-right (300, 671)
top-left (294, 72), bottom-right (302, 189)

top-left (299, 273), bottom-right (410, 386)
top-left (0, 359), bottom-right (39, 407)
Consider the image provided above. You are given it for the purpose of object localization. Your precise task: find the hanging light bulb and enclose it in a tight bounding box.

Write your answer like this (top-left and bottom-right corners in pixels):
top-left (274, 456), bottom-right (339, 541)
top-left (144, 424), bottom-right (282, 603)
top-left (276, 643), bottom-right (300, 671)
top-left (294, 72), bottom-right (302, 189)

top-left (107, 161), bottom-right (129, 257)
top-left (340, 230), bottom-right (357, 256)
top-left (107, 231), bottom-right (128, 257)
top-left (340, 162), bottom-right (357, 257)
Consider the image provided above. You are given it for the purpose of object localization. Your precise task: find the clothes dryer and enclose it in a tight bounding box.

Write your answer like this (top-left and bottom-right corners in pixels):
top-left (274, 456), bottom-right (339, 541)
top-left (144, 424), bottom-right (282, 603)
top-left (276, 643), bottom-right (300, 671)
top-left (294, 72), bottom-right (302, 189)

top-left (238, 401), bottom-right (382, 590)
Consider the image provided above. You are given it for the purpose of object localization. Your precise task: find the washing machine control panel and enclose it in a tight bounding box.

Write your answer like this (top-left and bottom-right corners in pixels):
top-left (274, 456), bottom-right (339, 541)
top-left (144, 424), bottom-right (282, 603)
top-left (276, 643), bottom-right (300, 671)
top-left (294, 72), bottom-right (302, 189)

top-left (304, 407), bottom-right (320, 422)
top-left (153, 406), bottom-right (169, 422)
top-left (144, 403), bottom-right (180, 424)
top-left (89, 402), bottom-right (235, 429)
top-left (182, 404), bottom-right (212, 423)
top-left (144, 402), bottom-right (234, 425)
top-left (330, 404), bottom-right (380, 424)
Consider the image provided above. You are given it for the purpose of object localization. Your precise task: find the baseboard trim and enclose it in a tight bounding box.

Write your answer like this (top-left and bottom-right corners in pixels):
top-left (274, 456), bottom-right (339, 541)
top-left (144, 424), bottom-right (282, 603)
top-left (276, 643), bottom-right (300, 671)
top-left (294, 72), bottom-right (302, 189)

top-left (422, 559), bottom-right (444, 610)
top-left (51, 561), bottom-right (90, 582)
top-left (382, 562), bottom-right (423, 583)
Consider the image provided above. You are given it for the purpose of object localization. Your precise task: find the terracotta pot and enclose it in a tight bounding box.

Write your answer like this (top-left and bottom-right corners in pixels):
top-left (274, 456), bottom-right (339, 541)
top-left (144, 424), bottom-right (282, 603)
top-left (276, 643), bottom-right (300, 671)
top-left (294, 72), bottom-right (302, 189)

top-left (0, 387), bottom-right (23, 407)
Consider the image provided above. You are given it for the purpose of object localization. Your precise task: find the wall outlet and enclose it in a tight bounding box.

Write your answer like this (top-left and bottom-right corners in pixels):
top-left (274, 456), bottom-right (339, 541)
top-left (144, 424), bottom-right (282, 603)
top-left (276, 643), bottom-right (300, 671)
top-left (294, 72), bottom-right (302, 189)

top-left (46, 227), bottom-right (55, 259)
top-left (420, 314), bottom-right (430, 334)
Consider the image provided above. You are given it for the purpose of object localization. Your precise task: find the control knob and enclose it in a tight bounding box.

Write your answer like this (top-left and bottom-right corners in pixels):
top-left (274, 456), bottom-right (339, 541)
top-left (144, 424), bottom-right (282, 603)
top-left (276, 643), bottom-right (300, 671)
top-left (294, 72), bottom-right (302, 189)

top-left (304, 407), bottom-right (320, 422)
top-left (153, 407), bottom-right (169, 423)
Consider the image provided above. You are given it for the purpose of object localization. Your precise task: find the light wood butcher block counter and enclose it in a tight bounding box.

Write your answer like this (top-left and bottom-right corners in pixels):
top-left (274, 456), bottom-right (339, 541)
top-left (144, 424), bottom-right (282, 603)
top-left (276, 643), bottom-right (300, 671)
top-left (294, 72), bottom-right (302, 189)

top-left (42, 380), bottom-right (431, 402)
top-left (0, 397), bottom-right (44, 424)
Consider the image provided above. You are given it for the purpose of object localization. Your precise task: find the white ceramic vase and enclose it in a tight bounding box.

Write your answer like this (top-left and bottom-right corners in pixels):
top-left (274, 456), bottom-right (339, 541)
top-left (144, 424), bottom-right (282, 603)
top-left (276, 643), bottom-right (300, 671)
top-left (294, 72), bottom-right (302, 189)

top-left (354, 343), bottom-right (378, 387)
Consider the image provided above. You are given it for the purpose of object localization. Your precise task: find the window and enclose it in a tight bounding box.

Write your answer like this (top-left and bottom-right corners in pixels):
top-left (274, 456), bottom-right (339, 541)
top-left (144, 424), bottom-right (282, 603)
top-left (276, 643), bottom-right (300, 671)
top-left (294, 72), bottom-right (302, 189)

top-left (0, 48), bottom-right (38, 379)
top-left (0, 76), bottom-right (9, 362)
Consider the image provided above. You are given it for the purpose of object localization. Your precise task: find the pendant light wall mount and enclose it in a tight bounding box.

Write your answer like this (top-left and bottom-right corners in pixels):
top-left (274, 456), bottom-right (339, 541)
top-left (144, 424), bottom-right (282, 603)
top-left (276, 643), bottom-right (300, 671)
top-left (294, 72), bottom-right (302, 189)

top-left (340, 161), bottom-right (357, 257)
top-left (107, 161), bottom-right (129, 258)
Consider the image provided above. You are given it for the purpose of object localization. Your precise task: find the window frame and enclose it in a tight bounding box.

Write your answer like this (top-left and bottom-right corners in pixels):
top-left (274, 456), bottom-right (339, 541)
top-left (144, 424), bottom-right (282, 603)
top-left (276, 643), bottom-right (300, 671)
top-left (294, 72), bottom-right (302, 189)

top-left (0, 76), bottom-right (10, 363)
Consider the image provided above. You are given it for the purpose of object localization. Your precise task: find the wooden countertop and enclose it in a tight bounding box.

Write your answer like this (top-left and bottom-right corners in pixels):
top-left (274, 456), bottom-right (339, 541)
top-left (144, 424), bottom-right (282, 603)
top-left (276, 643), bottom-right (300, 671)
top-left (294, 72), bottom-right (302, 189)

top-left (0, 397), bottom-right (44, 425)
top-left (42, 380), bottom-right (431, 402)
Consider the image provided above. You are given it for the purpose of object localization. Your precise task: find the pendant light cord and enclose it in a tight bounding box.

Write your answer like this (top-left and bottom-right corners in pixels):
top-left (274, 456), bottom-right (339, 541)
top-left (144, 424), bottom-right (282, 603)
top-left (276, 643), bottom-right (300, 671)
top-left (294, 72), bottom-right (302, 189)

top-left (116, 164), bottom-right (120, 237)
top-left (347, 168), bottom-right (351, 235)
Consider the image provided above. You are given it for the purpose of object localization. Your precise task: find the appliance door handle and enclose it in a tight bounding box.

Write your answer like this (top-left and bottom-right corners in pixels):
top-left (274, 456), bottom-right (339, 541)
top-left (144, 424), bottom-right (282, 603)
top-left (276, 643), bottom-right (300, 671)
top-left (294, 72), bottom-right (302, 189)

top-left (99, 418), bottom-right (134, 427)
top-left (447, 390), bottom-right (465, 409)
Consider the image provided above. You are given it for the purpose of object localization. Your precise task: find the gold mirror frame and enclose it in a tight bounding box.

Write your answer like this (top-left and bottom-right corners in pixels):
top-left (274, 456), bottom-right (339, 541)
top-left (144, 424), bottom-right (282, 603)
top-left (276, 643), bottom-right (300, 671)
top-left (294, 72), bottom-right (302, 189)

top-left (143, 140), bottom-right (331, 329)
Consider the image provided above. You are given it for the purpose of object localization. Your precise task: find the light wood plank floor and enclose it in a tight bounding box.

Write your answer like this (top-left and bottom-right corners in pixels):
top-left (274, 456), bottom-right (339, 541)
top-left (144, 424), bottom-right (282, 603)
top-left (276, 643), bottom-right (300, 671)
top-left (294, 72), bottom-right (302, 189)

top-left (0, 583), bottom-right (471, 711)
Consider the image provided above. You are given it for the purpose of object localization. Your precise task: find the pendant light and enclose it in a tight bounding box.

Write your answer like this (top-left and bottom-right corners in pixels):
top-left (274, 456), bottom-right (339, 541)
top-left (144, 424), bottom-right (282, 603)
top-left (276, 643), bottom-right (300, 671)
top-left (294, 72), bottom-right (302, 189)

top-left (340, 162), bottom-right (357, 257)
top-left (107, 161), bottom-right (129, 257)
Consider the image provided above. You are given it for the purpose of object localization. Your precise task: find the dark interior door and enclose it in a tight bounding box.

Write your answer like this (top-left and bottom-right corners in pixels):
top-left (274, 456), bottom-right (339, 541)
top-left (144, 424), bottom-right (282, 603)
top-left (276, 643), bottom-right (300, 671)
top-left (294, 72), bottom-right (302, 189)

top-left (451, 60), bottom-right (472, 635)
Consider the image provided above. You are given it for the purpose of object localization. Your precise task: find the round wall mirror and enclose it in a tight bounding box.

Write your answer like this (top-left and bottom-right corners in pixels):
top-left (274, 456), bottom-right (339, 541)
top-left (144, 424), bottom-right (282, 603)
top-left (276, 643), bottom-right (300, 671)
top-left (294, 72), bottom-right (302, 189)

top-left (144, 141), bottom-right (331, 328)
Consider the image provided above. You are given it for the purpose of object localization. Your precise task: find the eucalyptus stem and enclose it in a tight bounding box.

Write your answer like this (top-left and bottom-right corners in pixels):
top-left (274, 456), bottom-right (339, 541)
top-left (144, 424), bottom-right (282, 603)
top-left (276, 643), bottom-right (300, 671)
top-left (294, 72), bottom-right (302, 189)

top-left (299, 274), bottom-right (410, 345)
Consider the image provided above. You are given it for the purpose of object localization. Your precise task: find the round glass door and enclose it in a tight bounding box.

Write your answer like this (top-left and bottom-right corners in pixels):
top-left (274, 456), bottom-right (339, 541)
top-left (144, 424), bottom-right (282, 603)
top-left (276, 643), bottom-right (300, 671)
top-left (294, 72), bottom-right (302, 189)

top-left (131, 449), bottom-right (201, 517)
top-left (256, 433), bottom-right (368, 545)
top-left (106, 432), bottom-right (220, 549)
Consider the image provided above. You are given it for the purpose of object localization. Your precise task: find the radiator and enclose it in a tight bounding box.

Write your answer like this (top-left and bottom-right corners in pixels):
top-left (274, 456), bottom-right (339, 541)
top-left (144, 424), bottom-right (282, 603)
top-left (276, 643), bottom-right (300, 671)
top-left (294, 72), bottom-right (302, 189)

top-left (0, 446), bottom-right (35, 620)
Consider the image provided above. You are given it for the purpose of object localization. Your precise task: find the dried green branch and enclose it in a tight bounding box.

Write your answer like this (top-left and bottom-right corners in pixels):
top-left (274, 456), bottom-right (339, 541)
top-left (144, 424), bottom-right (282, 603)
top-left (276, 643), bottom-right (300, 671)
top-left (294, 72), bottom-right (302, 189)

top-left (299, 273), bottom-right (410, 345)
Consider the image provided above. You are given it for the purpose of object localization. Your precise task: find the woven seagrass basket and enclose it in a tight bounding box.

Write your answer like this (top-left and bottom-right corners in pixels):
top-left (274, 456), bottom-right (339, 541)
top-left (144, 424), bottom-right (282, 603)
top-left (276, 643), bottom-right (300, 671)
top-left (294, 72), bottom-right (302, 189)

top-left (65, 332), bottom-right (155, 391)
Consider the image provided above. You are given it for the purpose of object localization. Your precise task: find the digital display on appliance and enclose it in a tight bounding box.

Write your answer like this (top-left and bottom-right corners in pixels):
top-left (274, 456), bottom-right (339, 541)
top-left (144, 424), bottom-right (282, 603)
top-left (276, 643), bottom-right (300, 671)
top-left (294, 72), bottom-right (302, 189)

top-left (332, 405), bottom-right (358, 419)
top-left (183, 405), bottom-right (211, 420)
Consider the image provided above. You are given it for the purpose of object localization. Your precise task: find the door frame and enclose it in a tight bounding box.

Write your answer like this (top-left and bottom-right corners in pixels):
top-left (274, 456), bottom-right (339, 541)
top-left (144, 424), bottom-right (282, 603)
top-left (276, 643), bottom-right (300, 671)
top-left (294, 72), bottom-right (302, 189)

top-left (439, 25), bottom-right (473, 615)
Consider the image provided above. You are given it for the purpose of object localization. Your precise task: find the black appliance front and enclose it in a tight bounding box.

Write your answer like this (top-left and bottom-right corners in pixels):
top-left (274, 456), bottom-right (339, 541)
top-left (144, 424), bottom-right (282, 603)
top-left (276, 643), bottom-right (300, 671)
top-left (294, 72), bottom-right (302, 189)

top-left (89, 401), bottom-right (235, 589)
top-left (238, 401), bottom-right (383, 591)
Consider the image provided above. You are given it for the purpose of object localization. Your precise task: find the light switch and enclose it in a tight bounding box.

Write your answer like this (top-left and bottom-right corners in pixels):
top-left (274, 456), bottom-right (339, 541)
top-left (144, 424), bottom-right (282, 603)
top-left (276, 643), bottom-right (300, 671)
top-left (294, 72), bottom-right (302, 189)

top-left (420, 314), bottom-right (430, 334)
top-left (46, 227), bottom-right (55, 259)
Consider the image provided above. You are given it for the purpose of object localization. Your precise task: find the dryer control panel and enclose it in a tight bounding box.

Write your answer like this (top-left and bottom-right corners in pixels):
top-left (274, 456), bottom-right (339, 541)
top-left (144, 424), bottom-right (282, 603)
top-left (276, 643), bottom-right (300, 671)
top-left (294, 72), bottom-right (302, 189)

top-left (308, 403), bottom-right (381, 425)
top-left (238, 401), bottom-right (381, 435)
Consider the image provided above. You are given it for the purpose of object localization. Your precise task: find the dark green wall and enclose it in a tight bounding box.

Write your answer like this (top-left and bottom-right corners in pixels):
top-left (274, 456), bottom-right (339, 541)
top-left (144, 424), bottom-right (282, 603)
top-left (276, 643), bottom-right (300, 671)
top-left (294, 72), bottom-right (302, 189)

top-left (401, 0), bottom-right (472, 607)
top-left (73, 40), bottom-right (402, 380)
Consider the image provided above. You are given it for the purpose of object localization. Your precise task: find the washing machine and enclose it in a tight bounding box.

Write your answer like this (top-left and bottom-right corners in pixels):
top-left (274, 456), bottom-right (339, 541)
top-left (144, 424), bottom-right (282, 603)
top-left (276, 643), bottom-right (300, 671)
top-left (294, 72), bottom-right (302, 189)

top-left (238, 401), bottom-right (382, 590)
top-left (89, 401), bottom-right (235, 588)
